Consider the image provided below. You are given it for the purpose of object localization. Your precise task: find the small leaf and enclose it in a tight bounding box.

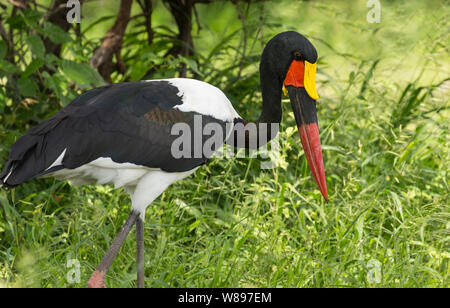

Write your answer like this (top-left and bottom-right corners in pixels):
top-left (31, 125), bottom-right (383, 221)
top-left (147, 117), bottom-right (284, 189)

top-left (349, 71), bottom-right (355, 82)
top-left (43, 72), bottom-right (71, 105)
top-left (62, 60), bottom-right (104, 86)
top-left (179, 56), bottom-right (204, 77)
top-left (17, 77), bottom-right (38, 97)
top-left (24, 9), bottom-right (44, 26)
top-left (45, 53), bottom-right (62, 71)
top-left (22, 59), bottom-right (44, 77)
top-left (26, 34), bottom-right (45, 59)
top-left (7, 15), bottom-right (26, 30)
top-left (188, 220), bottom-right (201, 232)
top-left (44, 22), bottom-right (72, 44)
top-left (0, 60), bottom-right (21, 74)
top-left (130, 60), bottom-right (151, 81)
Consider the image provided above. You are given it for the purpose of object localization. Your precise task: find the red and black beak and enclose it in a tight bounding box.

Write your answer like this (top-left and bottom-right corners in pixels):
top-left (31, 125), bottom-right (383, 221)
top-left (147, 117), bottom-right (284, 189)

top-left (284, 60), bottom-right (328, 202)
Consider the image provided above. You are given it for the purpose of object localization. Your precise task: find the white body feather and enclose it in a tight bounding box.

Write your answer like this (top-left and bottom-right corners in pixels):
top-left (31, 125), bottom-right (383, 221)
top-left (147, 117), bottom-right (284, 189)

top-left (151, 78), bottom-right (240, 122)
top-left (47, 156), bottom-right (197, 219)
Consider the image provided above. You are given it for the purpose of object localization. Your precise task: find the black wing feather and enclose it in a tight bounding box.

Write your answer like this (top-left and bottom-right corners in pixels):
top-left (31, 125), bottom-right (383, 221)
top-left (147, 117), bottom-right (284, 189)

top-left (1, 81), bottom-right (227, 188)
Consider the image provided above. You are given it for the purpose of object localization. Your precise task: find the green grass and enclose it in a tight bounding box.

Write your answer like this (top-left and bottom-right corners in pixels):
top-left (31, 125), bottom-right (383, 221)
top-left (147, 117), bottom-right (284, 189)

top-left (0, 0), bottom-right (449, 288)
top-left (1, 77), bottom-right (448, 287)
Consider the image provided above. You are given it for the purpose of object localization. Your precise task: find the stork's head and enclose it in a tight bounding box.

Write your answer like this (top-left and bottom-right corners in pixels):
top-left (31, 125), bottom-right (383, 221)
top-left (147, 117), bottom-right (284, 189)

top-left (262, 31), bottom-right (328, 202)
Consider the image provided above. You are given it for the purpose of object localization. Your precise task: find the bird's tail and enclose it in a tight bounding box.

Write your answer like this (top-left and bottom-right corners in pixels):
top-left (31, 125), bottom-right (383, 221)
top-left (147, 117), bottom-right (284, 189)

top-left (1, 115), bottom-right (69, 188)
top-left (0, 155), bottom-right (12, 188)
top-left (1, 160), bottom-right (18, 188)
top-left (1, 137), bottom-right (49, 189)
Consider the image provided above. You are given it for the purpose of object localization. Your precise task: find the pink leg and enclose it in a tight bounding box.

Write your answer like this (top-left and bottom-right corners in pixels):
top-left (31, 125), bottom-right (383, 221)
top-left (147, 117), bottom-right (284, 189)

top-left (88, 211), bottom-right (139, 288)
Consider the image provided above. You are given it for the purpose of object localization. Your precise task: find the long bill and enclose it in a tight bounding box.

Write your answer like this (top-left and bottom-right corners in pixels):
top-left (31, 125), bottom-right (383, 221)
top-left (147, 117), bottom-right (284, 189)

top-left (284, 60), bottom-right (328, 202)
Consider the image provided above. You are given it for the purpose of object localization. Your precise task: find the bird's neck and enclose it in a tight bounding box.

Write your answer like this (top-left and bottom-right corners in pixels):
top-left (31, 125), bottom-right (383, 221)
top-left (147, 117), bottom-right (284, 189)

top-left (257, 64), bottom-right (283, 125)
top-left (231, 64), bottom-right (282, 149)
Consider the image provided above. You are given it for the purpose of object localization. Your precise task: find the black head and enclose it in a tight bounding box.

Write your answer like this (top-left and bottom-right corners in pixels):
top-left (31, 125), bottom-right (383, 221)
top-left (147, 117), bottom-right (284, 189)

top-left (260, 31), bottom-right (318, 83)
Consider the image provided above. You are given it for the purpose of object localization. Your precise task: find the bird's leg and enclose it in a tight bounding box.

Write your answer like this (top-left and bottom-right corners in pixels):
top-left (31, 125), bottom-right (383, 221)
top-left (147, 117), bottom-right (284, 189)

top-left (88, 210), bottom-right (139, 288)
top-left (136, 216), bottom-right (145, 288)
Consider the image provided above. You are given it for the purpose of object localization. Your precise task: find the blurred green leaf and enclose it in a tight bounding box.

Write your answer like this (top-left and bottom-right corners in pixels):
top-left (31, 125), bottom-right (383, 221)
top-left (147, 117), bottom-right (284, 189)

top-left (17, 77), bottom-right (38, 97)
top-left (23, 9), bottom-right (44, 31)
top-left (26, 34), bottom-right (45, 59)
top-left (179, 56), bottom-right (204, 77)
top-left (44, 54), bottom-right (62, 71)
top-left (0, 60), bottom-right (20, 74)
top-left (62, 60), bottom-right (104, 86)
top-left (44, 22), bottom-right (72, 44)
top-left (42, 71), bottom-right (70, 105)
top-left (6, 15), bottom-right (26, 30)
top-left (130, 62), bottom-right (150, 81)
top-left (0, 41), bottom-right (7, 60)
top-left (22, 59), bottom-right (44, 78)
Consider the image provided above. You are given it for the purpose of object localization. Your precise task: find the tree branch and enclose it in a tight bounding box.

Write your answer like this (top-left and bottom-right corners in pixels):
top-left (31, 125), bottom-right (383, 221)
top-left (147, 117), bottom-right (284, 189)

top-left (163, 0), bottom-right (195, 77)
top-left (90, 0), bottom-right (133, 83)
top-left (146, 0), bottom-right (267, 79)
top-left (137, 0), bottom-right (153, 45)
top-left (0, 18), bottom-right (13, 62)
top-left (8, 0), bottom-right (27, 9)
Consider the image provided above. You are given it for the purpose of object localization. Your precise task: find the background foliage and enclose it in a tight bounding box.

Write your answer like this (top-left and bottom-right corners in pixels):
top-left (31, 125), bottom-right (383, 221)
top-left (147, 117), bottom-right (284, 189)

top-left (0, 0), bottom-right (448, 287)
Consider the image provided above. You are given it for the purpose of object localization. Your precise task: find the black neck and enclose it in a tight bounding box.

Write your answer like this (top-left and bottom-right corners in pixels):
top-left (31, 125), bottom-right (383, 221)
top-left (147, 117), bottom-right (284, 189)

top-left (229, 59), bottom-right (282, 149)
top-left (257, 62), bottom-right (283, 125)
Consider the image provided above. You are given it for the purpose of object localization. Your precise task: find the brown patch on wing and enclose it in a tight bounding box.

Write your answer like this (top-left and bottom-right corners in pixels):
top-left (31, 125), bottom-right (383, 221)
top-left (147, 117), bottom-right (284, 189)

top-left (143, 106), bottom-right (188, 125)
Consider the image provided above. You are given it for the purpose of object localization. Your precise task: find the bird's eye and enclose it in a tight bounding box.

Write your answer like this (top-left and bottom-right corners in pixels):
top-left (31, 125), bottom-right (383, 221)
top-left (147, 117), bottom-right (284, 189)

top-left (293, 51), bottom-right (303, 61)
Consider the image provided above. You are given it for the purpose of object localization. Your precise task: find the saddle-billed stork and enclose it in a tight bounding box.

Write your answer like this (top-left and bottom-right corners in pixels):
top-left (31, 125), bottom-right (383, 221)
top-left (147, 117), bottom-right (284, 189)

top-left (0, 31), bottom-right (328, 288)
